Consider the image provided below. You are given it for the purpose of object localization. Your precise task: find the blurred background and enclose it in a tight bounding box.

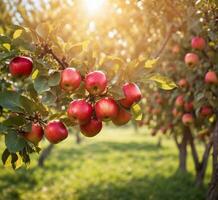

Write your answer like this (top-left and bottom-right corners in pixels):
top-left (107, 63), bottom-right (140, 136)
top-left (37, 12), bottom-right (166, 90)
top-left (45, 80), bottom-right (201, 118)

top-left (0, 0), bottom-right (216, 200)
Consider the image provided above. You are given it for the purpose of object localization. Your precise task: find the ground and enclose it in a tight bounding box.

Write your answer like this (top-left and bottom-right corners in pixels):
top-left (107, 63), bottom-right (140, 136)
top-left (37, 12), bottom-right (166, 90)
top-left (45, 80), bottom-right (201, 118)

top-left (0, 126), bottom-right (211, 200)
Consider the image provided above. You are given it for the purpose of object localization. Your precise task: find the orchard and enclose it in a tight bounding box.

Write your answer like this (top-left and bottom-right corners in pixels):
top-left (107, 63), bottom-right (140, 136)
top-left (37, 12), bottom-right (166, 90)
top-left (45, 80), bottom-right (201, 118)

top-left (0, 0), bottom-right (217, 200)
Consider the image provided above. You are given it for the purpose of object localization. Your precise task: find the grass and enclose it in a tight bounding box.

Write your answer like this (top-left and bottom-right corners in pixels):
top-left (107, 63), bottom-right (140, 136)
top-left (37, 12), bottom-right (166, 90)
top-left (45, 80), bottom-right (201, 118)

top-left (0, 126), bottom-right (211, 200)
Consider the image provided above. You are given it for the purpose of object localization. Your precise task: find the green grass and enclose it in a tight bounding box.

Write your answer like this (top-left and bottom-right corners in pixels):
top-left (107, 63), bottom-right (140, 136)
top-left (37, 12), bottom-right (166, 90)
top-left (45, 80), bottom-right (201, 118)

top-left (0, 126), bottom-right (211, 200)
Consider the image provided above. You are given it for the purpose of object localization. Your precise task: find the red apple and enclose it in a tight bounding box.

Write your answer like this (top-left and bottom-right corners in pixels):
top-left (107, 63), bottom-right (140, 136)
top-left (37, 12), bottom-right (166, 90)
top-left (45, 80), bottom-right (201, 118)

top-left (95, 97), bottom-right (119, 121)
top-left (184, 101), bottom-right (194, 112)
top-left (184, 53), bottom-right (199, 66)
top-left (23, 123), bottom-right (43, 144)
top-left (67, 99), bottom-right (93, 124)
top-left (172, 108), bottom-right (182, 118)
top-left (182, 113), bottom-right (194, 126)
top-left (60, 68), bottom-right (81, 92)
top-left (119, 83), bottom-right (142, 108)
top-left (178, 79), bottom-right (188, 88)
top-left (171, 44), bottom-right (180, 54)
top-left (175, 95), bottom-right (184, 107)
top-left (191, 37), bottom-right (206, 50)
top-left (84, 71), bottom-right (107, 95)
top-left (205, 71), bottom-right (218, 84)
top-left (45, 121), bottom-right (68, 144)
top-left (9, 56), bottom-right (33, 77)
top-left (112, 107), bottom-right (131, 126)
top-left (200, 106), bottom-right (213, 117)
top-left (80, 119), bottom-right (102, 137)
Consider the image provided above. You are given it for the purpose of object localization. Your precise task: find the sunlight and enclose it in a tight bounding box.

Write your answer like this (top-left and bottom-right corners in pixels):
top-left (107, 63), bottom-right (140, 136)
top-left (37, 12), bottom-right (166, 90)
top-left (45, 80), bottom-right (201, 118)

top-left (83, 0), bottom-right (106, 13)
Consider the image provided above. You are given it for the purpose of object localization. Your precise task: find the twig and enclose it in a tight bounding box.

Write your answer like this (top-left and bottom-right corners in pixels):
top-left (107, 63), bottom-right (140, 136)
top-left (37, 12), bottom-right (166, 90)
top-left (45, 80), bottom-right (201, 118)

top-left (153, 25), bottom-right (175, 59)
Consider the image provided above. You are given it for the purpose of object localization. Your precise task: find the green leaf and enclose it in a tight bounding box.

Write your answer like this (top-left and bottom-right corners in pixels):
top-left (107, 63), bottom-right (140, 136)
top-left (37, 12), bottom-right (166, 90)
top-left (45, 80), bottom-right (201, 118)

top-left (144, 58), bottom-right (158, 68)
top-left (2, 43), bottom-right (11, 51)
top-left (34, 76), bottom-right (50, 94)
top-left (48, 72), bottom-right (61, 86)
top-left (131, 103), bottom-right (143, 121)
top-left (31, 69), bottom-right (39, 80)
top-left (2, 115), bottom-right (25, 127)
top-left (20, 96), bottom-right (37, 114)
top-left (149, 74), bottom-right (177, 90)
top-left (5, 131), bottom-right (26, 153)
top-left (2, 149), bottom-right (10, 165)
top-left (13, 29), bottom-right (23, 39)
top-left (41, 91), bottom-right (57, 106)
top-left (0, 91), bottom-right (24, 112)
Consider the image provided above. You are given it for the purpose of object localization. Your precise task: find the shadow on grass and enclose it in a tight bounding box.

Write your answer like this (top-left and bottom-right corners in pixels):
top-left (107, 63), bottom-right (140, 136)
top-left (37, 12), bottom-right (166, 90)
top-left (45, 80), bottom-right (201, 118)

top-left (0, 141), bottom-right (201, 200)
top-left (75, 171), bottom-right (206, 200)
top-left (46, 141), bottom-right (176, 171)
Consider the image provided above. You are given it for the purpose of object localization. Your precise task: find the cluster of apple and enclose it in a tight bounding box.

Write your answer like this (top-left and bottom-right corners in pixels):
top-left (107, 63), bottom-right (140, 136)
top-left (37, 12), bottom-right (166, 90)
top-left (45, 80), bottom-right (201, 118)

top-left (8, 56), bottom-right (142, 145)
top-left (61, 68), bottom-right (142, 137)
top-left (173, 36), bottom-right (217, 126)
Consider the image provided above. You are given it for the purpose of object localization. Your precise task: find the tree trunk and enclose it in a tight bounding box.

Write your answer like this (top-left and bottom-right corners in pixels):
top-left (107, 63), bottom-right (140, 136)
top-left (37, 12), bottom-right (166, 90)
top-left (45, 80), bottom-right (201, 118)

top-left (195, 142), bottom-right (212, 187)
top-left (178, 131), bottom-right (189, 172)
top-left (157, 137), bottom-right (162, 148)
top-left (38, 144), bottom-right (54, 167)
top-left (188, 127), bottom-right (212, 187)
top-left (75, 132), bottom-right (82, 144)
top-left (174, 128), bottom-right (188, 173)
top-left (207, 118), bottom-right (218, 200)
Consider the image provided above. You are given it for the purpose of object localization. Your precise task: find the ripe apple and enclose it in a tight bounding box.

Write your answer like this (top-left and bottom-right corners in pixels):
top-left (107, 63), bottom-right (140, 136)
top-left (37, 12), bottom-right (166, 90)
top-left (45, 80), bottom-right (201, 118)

top-left (204, 71), bottom-right (218, 84)
top-left (80, 119), bottom-right (102, 137)
top-left (112, 107), bottom-right (131, 126)
top-left (84, 71), bottom-right (107, 95)
top-left (184, 101), bottom-right (194, 112)
top-left (178, 79), bottom-right (188, 88)
top-left (156, 97), bottom-right (163, 105)
top-left (200, 106), bottom-right (213, 117)
top-left (23, 123), bottom-right (43, 144)
top-left (9, 56), bottom-right (33, 77)
top-left (182, 113), bottom-right (194, 126)
top-left (175, 95), bottom-right (184, 107)
top-left (67, 99), bottom-right (93, 124)
top-left (191, 37), bottom-right (206, 50)
top-left (184, 53), bottom-right (199, 66)
top-left (60, 68), bottom-right (81, 92)
top-left (45, 121), bottom-right (68, 144)
top-left (119, 83), bottom-right (142, 108)
top-left (172, 108), bottom-right (182, 118)
top-left (95, 97), bottom-right (119, 121)
top-left (171, 44), bottom-right (180, 54)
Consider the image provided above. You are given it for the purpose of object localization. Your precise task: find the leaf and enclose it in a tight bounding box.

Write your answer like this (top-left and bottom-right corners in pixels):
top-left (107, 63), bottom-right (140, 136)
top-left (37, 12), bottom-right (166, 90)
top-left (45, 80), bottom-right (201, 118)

top-left (48, 72), bottom-right (61, 86)
top-left (149, 74), bottom-right (177, 90)
top-left (0, 91), bottom-right (24, 112)
top-left (36, 23), bottom-right (50, 39)
top-left (144, 58), bottom-right (158, 68)
top-left (13, 29), bottom-right (23, 39)
top-left (67, 42), bottom-right (84, 55)
top-left (131, 103), bottom-right (143, 121)
top-left (31, 69), bottom-right (39, 80)
top-left (2, 115), bottom-right (25, 127)
top-left (41, 91), bottom-right (57, 106)
top-left (2, 149), bottom-right (10, 165)
top-left (20, 96), bottom-right (37, 114)
top-left (2, 43), bottom-right (11, 51)
top-left (5, 131), bottom-right (26, 153)
top-left (34, 76), bottom-right (50, 94)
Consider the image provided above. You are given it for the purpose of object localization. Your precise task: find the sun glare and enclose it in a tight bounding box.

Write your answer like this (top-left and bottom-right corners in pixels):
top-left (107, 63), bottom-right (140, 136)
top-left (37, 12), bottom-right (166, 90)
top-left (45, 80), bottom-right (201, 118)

top-left (83, 0), bottom-right (106, 13)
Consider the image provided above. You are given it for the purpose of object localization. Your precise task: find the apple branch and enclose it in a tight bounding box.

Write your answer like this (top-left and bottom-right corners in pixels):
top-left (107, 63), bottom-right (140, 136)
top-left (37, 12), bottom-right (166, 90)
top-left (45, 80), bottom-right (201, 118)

top-left (153, 25), bottom-right (175, 59)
